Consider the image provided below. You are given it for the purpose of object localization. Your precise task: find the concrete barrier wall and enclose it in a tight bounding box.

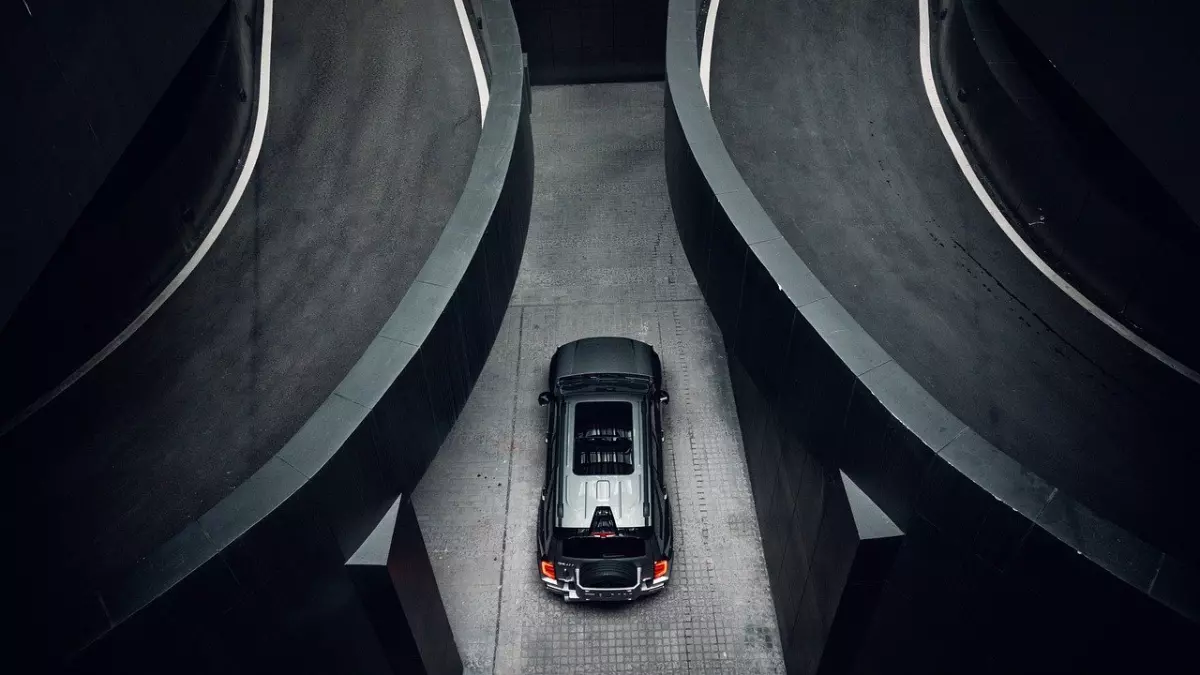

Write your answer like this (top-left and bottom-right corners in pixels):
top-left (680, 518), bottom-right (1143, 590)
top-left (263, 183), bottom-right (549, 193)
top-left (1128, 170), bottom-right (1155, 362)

top-left (512, 0), bottom-right (667, 84)
top-left (0, 0), bottom-right (259, 427)
top-left (53, 1), bottom-right (532, 672)
top-left (995, 0), bottom-right (1200, 232)
top-left (935, 0), bottom-right (1200, 369)
top-left (0, 0), bottom-right (227, 333)
top-left (663, 0), bottom-right (1197, 672)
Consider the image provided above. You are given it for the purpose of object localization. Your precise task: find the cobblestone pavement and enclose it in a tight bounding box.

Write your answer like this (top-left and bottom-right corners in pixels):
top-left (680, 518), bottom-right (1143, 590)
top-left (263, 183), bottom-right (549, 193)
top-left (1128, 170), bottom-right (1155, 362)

top-left (412, 82), bottom-right (784, 675)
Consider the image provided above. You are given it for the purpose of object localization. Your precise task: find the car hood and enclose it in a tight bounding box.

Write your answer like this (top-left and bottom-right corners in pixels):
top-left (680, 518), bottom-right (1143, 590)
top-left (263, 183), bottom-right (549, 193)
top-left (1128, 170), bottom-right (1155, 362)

top-left (561, 475), bottom-right (646, 530)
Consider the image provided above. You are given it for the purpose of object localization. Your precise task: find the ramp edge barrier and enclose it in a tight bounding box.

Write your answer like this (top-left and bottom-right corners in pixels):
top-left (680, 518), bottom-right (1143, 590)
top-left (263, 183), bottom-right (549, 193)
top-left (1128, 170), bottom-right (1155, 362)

top-left (664, 0), bottom-right (1196, 672)
top-left (934, 0), bottom-right (1200, 380)
top-left (55, 1), bottom-right (531, 672)
top-left (0, 0), bottom-right (260, 428)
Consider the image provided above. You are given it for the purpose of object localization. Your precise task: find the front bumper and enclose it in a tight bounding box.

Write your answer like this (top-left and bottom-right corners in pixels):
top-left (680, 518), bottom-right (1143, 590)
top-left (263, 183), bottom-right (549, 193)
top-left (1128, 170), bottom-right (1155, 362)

top-left (542, 566), bottom-right (669, 602)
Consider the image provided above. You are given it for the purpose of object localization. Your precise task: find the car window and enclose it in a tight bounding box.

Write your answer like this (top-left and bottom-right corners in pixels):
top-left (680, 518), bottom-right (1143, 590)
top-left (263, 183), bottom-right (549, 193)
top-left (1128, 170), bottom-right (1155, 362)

top-left (572, 401), bottom-right (636, 476)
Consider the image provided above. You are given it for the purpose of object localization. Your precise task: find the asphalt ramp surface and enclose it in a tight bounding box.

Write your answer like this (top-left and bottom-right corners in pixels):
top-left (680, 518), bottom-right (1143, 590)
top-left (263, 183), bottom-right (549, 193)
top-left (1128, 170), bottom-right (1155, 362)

top-left (710, 0), bottom-right (1200, 562)
top-left (4, 0), bottom-right (480, 590)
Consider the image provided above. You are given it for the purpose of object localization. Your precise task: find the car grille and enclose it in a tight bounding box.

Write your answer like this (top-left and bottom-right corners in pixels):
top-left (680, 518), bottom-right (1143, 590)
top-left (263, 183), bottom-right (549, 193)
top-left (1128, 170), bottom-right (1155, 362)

top-left (579, 561), bottom-right (638, 588)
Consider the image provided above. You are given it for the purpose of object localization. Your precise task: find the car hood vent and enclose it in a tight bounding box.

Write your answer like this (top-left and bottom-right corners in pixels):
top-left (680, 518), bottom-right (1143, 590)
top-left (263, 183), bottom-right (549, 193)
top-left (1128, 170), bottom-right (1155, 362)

top-left (589, 506), bottom-right (617, 535)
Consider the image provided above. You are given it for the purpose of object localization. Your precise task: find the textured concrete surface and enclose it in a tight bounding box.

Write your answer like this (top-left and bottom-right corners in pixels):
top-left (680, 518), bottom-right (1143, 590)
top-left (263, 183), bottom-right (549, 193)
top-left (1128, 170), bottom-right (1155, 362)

top-left (2, 0), bottom-right (479, 588)
top-left (413, 82), bottom-right (784, 675)
top-left (709, 0), bottom-right (1200, 561)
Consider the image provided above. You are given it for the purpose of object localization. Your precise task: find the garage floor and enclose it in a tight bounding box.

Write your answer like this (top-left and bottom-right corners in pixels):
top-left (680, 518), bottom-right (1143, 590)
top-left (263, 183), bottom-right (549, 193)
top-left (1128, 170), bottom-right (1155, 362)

top-left (412, 82), bottom-right (785, 675)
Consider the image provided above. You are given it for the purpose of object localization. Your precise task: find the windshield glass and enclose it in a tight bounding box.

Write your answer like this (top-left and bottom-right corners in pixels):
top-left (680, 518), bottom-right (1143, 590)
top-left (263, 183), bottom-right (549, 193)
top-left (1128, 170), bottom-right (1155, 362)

top-left (558, 373), bottom-right (651, 394)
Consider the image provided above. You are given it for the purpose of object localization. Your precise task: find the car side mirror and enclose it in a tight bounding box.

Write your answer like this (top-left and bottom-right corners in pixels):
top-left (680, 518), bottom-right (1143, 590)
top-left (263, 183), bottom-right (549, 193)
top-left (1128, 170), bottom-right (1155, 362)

top-left (538, 391), bottom-right (552, 406)
top-left (657, 391), bottom-right (670, 405)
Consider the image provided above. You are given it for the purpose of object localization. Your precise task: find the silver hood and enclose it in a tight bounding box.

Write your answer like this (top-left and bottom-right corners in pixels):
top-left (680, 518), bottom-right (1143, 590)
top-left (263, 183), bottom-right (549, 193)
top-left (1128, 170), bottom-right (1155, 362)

top-left (561, 474), bottom-right (645, 530)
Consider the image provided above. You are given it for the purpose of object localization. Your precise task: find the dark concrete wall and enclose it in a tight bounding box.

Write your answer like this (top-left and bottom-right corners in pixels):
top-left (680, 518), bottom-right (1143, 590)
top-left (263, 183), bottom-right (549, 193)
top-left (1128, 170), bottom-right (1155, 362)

top-left (348, 497), bottom-right (462, 675)
top-left (664, 1), bottom-right (1198, 672)
top-left (935, 0), bottom-right (1200, 370)
top-left (0, 0), bottom-right (227, 333)
top-left (0, 0), bottom-right (258, 427)
top-left (36, 2), bottom-right (533, 672)
top-left (997, 0), bottom-right (1200, 232)
top-left (512, 0), bottom-right (667, 84)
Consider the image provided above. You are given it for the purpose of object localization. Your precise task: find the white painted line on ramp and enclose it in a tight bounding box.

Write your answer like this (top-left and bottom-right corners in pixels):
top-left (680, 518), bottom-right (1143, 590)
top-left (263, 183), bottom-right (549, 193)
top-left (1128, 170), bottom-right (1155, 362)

top-left (917, 0), bottom-right (1197, 384)
top-left (700, 0), bottom-right (722, 105)
top-left (1, 0), bottom-right (278, 437)
top-left (453, 0), bottom-right (489, 120)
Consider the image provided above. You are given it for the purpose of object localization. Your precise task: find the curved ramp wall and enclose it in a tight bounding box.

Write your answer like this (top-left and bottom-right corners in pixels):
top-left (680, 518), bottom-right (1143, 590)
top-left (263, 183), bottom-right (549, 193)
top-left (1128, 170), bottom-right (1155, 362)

top-left (665, 0), bottom-right (1196, 673)
top-left (934, 0), bottom-right (1200, 373)
top-left (0, 0), bottom-right (260, 426)
top-left (996, 0), bottom-right (1200, 230)
top-left (0, 0), bottom-right (227, 334)
top-left (53, 2), bottom-right (532, 672)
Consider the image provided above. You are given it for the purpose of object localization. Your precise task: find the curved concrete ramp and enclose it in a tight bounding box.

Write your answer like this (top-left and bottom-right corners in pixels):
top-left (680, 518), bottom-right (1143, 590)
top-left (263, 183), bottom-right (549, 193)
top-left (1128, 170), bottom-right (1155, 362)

top-left (666, 0), bottom-right (1197, 671)
top-left (708, 0), bottom-right (1199, 564)
top-left (6, 0), bottom-right (479, 608)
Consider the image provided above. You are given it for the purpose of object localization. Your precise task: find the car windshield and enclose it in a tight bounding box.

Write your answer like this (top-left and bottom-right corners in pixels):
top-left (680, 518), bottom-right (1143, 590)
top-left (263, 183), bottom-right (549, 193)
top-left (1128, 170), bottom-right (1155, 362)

top-left (559, 373), bottom-right (651, 394)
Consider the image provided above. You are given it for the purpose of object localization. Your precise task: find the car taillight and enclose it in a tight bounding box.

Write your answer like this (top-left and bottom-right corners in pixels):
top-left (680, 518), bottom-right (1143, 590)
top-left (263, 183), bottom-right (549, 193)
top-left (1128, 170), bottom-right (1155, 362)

top-left (653, 559), bottom-right (669, 580)
top-left (540, 560), bottom-right (556, 580)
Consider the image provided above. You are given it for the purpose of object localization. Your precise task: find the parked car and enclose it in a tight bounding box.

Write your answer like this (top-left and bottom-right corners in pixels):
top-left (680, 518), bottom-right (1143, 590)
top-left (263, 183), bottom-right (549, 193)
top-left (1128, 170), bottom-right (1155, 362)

top-left (536, 337), bottom-right (673, 601)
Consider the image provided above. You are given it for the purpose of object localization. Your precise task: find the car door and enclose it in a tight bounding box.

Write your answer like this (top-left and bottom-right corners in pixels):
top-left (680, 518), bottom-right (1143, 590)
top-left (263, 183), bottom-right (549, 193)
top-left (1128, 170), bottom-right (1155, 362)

top-left (542, 398), bottom-right (558, 491)
top-left (538, 399), bottom-right (559, 556)
top-left (649, 397), bottom-right (673, 557)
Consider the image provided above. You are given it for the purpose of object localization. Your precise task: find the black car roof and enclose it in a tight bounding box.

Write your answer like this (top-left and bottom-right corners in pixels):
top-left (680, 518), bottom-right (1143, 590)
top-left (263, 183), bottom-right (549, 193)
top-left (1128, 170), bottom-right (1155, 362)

top-left (553, 337), bottom-right (656, 380)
